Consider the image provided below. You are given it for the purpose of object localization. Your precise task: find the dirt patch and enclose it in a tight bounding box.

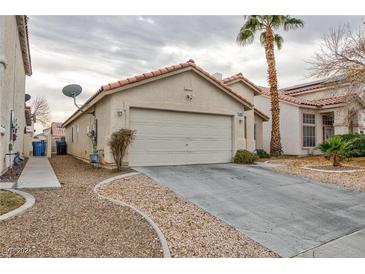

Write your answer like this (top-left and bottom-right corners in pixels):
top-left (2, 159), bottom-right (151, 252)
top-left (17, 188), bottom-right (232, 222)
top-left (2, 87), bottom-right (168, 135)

top-left (269, 156), bottom-right (365, 192)
top-left (0, 155), bottom-right (162, 258)
top-left (0, 158), bottom-right (28, 183)
top-left (97, 174), bottom-right (279, 258)
top-left (0, 190), bottom-right (25, 215)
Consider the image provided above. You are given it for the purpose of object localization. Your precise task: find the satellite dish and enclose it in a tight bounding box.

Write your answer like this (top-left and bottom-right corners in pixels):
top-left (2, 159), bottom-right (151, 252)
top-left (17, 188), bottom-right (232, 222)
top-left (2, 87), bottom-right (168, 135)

top-left (62, 84), bottom-right (82, 98)
top-left (25, 93), bottom-right (31, 102)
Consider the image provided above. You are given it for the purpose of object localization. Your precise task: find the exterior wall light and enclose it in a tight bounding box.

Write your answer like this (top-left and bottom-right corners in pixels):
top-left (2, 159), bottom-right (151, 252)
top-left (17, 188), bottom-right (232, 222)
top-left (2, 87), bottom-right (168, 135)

top-left (117, 109), bottom-right (124, 116)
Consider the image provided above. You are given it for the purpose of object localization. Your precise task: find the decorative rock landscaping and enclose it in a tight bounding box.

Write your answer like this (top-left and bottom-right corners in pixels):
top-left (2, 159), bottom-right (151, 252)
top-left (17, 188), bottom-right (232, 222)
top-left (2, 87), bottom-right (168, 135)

top-left (0, 155), bottom-right (163, 258)
top-left (97, 173), bottom-right (279, 258)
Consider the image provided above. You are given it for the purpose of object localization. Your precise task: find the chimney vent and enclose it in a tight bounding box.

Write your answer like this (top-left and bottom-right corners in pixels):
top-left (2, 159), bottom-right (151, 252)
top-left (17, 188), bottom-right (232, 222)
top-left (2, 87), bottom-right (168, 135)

top-left (213, 72), bottom-right (223, 80)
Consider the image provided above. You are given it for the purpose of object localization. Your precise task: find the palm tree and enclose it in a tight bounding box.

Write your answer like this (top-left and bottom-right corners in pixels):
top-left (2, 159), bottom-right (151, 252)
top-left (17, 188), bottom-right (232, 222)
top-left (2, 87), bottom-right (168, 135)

top-left (237, 16), bottom-right (304, 156)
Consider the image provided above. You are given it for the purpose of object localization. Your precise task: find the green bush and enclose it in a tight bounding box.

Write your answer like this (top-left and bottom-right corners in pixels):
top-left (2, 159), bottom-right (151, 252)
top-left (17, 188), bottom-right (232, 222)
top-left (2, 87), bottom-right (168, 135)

top-left (255, 149), bottom-right (270, 159)
top-left (337, 133), bottom-right (365, 157)
top-left (233, 149), bottom-right (259, 164)
top-left (317, 136), bottom-right (352, 166)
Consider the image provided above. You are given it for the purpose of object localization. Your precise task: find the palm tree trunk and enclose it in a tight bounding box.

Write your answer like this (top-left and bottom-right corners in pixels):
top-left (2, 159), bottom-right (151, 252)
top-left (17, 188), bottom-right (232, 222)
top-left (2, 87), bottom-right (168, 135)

top-left (264, 26), bottom-right (282, 156)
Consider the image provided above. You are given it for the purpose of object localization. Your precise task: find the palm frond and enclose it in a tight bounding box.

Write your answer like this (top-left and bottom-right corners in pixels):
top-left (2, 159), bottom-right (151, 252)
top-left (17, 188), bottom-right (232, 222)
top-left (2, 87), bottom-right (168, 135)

top-left (283, 16), bottom-right (304, 31)
top-left (236, 29), bottom-right (255, 45)
top-left (274, 34), bottom-right (284, 50)
top-left (259, 31), bottom-right (266, 45)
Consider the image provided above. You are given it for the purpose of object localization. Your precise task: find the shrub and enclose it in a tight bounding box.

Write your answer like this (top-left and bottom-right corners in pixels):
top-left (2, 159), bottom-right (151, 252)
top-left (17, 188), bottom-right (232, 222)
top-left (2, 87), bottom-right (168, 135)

top-left (233, 149), bottom-right (259, 164)
top-left (317, 136), bottom-right (352, 167)
top-left (255, 149), bottom-right (270, 159)
top-left (338, 133), bottom-right (365, 157)
top-left (108, 129), bottom-right (135, 171)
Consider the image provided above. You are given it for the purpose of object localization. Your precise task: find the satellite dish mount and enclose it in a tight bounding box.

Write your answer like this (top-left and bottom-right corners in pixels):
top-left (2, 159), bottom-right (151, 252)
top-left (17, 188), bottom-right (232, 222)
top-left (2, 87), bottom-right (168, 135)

top-left (62, 84), bottom-right (95, 115)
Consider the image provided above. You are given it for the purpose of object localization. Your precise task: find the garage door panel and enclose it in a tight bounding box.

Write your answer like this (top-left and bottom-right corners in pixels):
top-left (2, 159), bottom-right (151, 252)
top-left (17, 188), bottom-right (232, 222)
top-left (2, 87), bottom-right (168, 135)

top-left (129, 108), bottom-right (232, 166)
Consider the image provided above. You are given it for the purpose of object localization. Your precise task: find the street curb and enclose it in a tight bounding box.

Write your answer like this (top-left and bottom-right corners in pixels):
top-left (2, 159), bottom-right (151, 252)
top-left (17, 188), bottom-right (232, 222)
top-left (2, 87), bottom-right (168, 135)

top-left (0, 188), bottom-right (35, 222)
top-left (93, 172), bottom-right (171, 258)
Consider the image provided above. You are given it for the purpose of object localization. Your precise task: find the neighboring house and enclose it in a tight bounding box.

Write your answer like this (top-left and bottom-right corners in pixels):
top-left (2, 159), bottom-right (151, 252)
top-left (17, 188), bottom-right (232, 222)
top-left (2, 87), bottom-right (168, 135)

top-left (48, 122), bottom-right (65, 154)
top-left (33, 123), bottom-right (65, 155)
top-left (63, 60), bottom-right (268, 167)
top-left (0, 16), bottom-right (32, 174)
top-left (255, 79), bottom-right (365, 155)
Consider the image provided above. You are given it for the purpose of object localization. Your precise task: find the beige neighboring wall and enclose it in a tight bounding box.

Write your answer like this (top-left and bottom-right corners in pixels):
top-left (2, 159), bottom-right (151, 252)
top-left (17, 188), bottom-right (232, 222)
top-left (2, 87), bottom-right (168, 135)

top-left (254, 114), bottom-right (264, 149)
top-left (226, 81), bottom-right (256, 105)
top-left (0, 16), bottom-right (28, 174)
top-left (255, 95), bottom-right (302, 155)
top-left (65, 69), bottom-right (249, 166)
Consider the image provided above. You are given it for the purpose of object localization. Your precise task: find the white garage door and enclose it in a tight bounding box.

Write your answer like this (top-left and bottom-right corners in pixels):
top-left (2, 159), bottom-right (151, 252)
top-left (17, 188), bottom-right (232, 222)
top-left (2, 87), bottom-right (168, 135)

top-left (128, 108), bottom-right (233, 166)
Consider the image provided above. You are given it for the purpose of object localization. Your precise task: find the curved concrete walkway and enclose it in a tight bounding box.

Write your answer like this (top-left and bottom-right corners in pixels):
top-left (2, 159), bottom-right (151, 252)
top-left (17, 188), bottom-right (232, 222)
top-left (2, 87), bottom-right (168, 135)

top-left (16, 157), bottom-right (60, 189)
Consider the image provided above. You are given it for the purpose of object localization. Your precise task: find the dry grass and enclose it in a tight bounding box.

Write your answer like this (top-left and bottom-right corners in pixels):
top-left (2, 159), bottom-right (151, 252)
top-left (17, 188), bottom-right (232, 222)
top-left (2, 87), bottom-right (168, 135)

top-left (269, 156), bottom-right (365, 192)
top-left (0, 190), bottom-right (25, 215)
top-left (97, 174), bottom-right (279, 258)
top-left (0, 155), bottom-right (162, 258)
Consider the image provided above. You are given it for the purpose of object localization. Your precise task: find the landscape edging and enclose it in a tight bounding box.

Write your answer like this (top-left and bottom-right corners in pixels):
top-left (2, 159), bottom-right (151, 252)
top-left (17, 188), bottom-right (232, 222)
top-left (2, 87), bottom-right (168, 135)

top-left (93, 172), bottom-right (171, 258)
top-left (303, 165), bottom-right (365, 173)
top-left (0, 188), bottom-right (35, 222)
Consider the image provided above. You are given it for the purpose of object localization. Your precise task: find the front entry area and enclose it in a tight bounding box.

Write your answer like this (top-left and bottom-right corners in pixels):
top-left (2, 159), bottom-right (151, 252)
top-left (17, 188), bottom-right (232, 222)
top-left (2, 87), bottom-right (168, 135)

top-left (128, 108), bottom-right (233, 166)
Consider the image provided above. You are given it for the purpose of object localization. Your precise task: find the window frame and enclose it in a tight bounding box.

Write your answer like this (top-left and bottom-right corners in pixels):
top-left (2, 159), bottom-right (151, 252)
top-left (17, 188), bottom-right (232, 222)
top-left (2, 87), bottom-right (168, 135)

top-left (302, 113), bottom-right (316, 148)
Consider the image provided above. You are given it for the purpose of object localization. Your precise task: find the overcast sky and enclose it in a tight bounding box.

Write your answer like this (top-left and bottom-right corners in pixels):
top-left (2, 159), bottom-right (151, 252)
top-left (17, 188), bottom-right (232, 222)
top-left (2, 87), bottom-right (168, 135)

top-left (26, 15), bottom-right (364, 130)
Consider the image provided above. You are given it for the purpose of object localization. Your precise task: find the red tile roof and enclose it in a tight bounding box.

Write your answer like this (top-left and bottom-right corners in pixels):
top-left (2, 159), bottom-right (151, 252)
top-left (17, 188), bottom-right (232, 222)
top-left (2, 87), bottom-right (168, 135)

top-left (99, 59), bottom-right (254, 108)
top-left (51, 122), bottom-right (65, 137)
top-left (63, 60), bottom-right (255, 127)
top-left (222, 73), bottom-right (261, 94)
top-left (258, 86), bottom-right (346, 107)
top-left (281, 78), bottom-right (344, 96)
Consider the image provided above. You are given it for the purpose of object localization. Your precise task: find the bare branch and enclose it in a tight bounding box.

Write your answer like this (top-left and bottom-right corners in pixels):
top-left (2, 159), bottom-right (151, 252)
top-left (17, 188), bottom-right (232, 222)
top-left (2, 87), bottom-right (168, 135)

top-left (31, 96), bottom-right (51, 127)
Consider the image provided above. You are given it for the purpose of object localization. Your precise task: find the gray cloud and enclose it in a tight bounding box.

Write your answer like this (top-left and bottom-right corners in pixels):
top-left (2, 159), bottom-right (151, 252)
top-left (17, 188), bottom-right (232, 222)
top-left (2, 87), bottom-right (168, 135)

top-left (26, 15), bottom-right (364, 129)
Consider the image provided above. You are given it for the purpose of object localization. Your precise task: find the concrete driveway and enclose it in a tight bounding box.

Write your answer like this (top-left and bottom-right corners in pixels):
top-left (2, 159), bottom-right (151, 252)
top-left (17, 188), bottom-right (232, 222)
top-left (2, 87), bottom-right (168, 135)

top-left (136, 164), bottom-right (365, 257)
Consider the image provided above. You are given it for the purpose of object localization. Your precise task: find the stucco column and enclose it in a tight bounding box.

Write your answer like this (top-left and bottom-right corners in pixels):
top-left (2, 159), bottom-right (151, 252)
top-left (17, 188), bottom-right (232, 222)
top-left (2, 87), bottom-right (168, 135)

top-left (245, 110), bottom-right (255, 151)
top-left (334, 108), bottom-right (349, 135)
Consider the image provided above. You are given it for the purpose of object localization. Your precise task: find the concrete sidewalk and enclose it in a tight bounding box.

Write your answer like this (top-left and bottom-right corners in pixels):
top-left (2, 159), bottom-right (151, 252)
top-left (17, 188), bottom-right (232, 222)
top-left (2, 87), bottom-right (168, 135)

top-left (296, 228), bottom-right (365, 258)
top-left (17, 157), bottom-right (61, 189)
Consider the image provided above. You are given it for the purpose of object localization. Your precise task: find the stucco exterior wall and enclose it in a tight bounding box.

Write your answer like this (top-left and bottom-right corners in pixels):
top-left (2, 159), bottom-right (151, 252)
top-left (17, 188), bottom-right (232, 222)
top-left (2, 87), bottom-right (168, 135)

top-left (0, 16), bottom-right (26, 174)
top-left (255, 95), bottom-right (302, 155)
top-left (65, 69), bottom-right (252, 166)
top-left (65, 96), bottom-right (112, 163)
top-left (227, 81), bottom-right (255, 105)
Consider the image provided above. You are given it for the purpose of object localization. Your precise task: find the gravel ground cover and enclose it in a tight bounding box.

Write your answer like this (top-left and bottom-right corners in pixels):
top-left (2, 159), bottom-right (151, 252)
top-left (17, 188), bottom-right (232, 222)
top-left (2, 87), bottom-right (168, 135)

top-left (268, 156), bottom-right (365, 191)
top-left (0, 190), bottom-right (25, 215)
top-left (0, 158), bottom-right (28, 183)
top-left (97, 174), bottom-right (279, 258)
top-left (0, 155), bottom-right (162, 258)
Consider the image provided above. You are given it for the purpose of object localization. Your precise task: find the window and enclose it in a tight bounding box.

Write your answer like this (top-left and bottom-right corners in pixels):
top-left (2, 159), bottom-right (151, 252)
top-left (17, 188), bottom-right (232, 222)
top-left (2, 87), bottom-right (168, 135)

top-left (71, 127), bottom-right (74, 143)
top-left (322, 113), bottom-right (334, 141)
top-left (303, 113), bottom-right (316, 147)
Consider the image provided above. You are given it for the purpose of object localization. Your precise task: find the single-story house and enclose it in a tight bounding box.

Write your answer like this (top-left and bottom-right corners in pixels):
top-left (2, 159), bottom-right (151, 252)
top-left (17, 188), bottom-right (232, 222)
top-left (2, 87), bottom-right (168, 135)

top-left (0, 15), bottom-right (32, 174)
top-left (255, 78), bottom-right (365, 155)
top-left (63, 60), bottom-right (269, 167)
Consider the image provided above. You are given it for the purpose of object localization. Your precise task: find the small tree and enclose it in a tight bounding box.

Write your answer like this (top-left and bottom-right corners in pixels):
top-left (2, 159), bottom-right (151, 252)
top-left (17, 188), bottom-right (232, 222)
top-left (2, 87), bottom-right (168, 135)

top-left (309, 24), bottom-right (365, 129)
top-left (318, 136), bottom-right (352, 167)
top-left (108, 129), bottom-right (135, 171)
top-left (31, 96), bottom-right (51, 127)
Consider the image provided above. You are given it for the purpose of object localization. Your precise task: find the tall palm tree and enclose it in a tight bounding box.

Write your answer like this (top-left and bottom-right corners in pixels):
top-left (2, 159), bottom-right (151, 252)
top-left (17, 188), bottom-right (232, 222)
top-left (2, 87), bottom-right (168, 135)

top-left (237, 16), bottom-right (304, 156)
